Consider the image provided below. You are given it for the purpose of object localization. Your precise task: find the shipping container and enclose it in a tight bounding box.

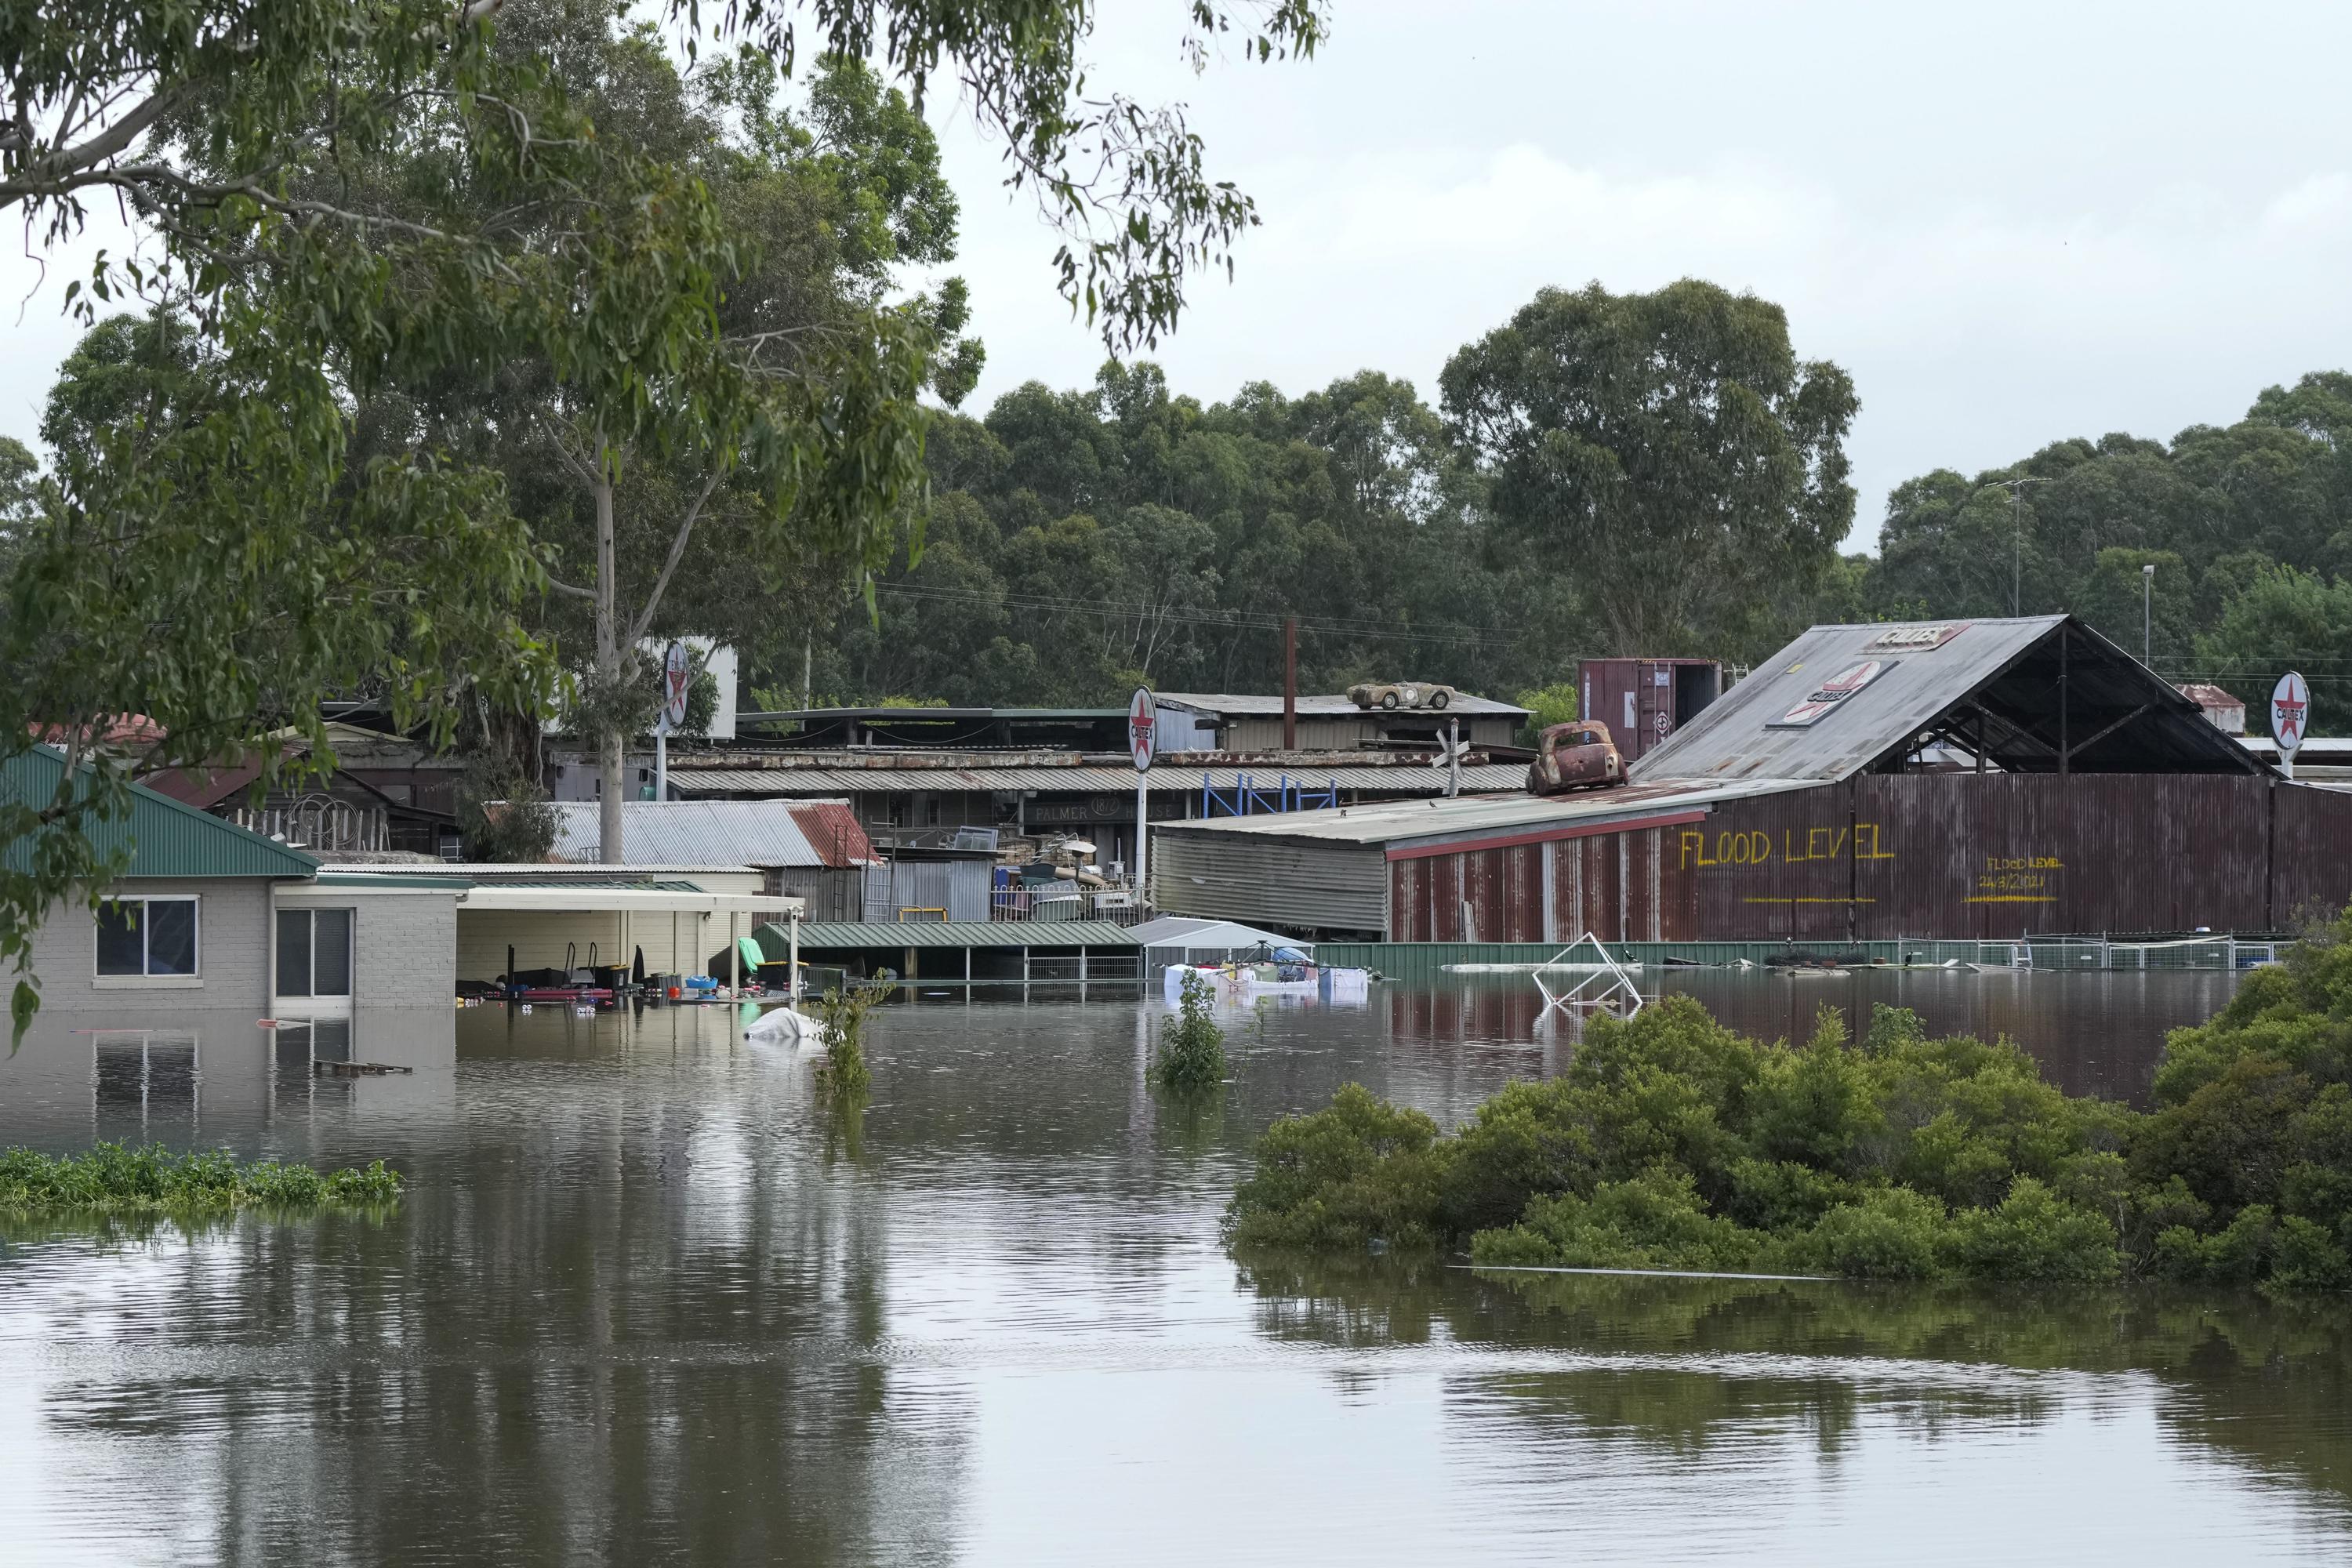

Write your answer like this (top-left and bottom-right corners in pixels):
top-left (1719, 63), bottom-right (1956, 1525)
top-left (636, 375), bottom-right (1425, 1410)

top-left (1579, 658), bottom-right (1723, 761)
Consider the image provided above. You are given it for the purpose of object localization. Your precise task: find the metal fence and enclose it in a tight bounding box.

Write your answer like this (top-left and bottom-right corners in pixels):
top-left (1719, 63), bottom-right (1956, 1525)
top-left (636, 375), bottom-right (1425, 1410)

top-left (1314, 933), bottom-right (2294, 977)
top-left (986, 885), bottom-right (1150, 926)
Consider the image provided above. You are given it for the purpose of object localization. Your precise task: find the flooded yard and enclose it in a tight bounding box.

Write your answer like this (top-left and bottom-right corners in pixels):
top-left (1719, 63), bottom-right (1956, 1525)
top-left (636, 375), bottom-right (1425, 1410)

top-left (0, 971), bottom-right (2345, 1565)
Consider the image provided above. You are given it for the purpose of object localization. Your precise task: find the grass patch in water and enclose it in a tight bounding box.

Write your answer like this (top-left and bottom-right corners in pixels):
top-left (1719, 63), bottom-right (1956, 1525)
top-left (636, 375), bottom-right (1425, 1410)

top-left (0, 1142), bottom-right (402, 1217)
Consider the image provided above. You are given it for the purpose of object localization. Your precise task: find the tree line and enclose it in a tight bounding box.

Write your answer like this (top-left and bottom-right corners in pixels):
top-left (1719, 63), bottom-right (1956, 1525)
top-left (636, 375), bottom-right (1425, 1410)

top-left (1862, 373), bottom-right (2352, 727)
top-left (786, 318), bottom-right (2350, 735)
top-left (777, 279), bottom-right (1862, 710)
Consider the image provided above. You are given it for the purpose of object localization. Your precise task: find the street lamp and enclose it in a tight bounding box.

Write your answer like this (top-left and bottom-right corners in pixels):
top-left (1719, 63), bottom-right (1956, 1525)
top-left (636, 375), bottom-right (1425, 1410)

top-left (2142, 562), bottom-right (2155, 666)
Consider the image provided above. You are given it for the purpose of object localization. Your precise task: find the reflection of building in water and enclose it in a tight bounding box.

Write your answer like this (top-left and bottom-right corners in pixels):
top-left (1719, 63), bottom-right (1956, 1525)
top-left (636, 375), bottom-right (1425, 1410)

top-left (89, 1029), bottom-right (201, 1142)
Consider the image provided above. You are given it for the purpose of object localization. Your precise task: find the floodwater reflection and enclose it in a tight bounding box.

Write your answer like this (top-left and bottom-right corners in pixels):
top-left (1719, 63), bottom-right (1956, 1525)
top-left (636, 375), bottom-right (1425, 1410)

top-left (0, 975), bottom-right (2344, 1566)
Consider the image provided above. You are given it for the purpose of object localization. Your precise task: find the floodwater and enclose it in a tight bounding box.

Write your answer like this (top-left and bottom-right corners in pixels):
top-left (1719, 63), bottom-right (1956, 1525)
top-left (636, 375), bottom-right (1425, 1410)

top-left (1, 971), bottom-right (2347, 1566)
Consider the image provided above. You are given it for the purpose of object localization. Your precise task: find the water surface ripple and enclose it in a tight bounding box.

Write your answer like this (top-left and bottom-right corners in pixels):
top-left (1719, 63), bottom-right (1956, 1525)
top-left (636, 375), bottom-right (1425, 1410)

top-left (0, 973), bottom-right (2345, 1566)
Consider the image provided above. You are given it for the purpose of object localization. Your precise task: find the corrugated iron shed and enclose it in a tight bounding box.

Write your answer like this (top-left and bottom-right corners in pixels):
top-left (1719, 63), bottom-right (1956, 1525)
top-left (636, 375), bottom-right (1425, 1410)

top-left (546, 801), bottom-right (876, 867)
top-left (1635, 615), bottom-right (2259, 782)
top-left (2, 747), bottom-right (318, 879)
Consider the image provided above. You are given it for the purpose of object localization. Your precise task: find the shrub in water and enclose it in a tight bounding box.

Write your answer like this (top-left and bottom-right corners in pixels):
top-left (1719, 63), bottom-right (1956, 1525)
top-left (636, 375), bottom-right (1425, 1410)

top-left (1225, 1084), bottom-right (1446, 1250)
top-left (0, 1143), bottom-right (401, 1218)
top-left (1228, 984), bottom-right (2352, 1291)
top-left (1155, 971), bottom-right (1228, 1092)
top-left (815, 975), bottom-right (889, 1099)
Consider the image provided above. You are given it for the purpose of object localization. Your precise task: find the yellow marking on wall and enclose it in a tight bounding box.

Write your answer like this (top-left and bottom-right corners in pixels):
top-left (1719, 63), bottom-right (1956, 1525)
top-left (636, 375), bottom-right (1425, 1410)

top-left (1976, 852), bottom-right (2063, 898)
top-left (1682, 823), bottom-right (1896, 870)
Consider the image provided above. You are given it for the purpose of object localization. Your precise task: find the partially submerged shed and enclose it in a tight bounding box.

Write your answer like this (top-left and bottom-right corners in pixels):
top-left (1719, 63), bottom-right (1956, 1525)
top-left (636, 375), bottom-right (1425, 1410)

top-left (1152, 615), bottom-right (2352, 942)
top-left (775, 920), bottom-right (1140, 985)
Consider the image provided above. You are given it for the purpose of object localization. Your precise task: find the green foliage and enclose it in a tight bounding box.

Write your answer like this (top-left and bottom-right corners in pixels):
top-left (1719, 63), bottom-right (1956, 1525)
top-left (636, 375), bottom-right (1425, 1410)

top-left (457, 756), bottom-right (559, 863)
top-left (2194, 564), bottom-right (2352, 731)
top-left (1514, 682), bottom-right (1578, 747)
top-left (1, 0), bottom-right (1323, 1014)
top-left (1441, 279), bottom-right (1860, 658)
top-left (1864, 373), bottom-right (2352, 700)
top-left (1472, 1170), bottom-right (1760, 1272)
top-left (813, 974), bottom-right (889, 1099)
top-left (0, 1143), bottom-right (401, 1217)
top-left (1230, 988), bottom-right (2352, 1292)
top-left (1225, 1085), bottom-right (1450, 1251)
top-left (1154, 970), bottom-right (1228, 1091)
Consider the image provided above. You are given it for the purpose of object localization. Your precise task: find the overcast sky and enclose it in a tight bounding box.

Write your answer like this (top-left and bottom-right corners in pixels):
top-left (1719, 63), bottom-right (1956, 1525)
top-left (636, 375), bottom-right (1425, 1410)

top-left (5, 0), bottom-right (2347, 553)
top-left (924, 0), bottom-right (2352, 550)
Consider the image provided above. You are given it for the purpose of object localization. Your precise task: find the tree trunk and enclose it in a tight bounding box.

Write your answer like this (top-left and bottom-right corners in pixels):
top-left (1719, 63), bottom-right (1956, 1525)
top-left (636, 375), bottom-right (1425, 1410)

top-left (594, 462), bottom-right (625, 865)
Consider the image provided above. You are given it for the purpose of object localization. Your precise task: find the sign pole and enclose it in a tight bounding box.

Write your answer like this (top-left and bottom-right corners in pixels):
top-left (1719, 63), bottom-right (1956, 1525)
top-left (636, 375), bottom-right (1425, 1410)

top-left (655, 730), bottom-right (667, 803)
top-left (1128, 687), bottom-right (1156, 909)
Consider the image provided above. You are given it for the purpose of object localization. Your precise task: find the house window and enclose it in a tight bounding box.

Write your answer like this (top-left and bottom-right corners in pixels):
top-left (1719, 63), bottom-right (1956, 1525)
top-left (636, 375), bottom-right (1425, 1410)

top-left (95, 897), bottom-right (200, 978)
top-left (276, 908), bottom-right (354, 998)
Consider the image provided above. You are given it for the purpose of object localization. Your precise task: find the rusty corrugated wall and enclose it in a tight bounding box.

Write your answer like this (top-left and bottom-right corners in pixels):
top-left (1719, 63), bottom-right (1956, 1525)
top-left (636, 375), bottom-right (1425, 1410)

top-left (2273, 782), bottom-right (2352, 926)
top-left (1387, 776), bottom-right (2352, 942)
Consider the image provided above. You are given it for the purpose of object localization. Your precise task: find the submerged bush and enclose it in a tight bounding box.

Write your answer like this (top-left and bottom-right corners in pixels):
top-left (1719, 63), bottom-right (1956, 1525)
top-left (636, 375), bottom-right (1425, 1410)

top-left (1226, 1084), bottom-right (1447, 1250)
top-left (814, 975), bottom-right (890, 1099)
top-left (0, 1143), bottom-right (401, 1217)
top-left (1155, 971), bottom-right (1229, 1091)
top-left (1229, 981), bottom-right (2352, 1292)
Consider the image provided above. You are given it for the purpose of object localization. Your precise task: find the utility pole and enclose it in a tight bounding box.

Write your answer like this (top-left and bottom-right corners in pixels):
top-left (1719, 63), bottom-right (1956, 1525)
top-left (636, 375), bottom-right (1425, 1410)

top-left (2143, 562), bottom-right (2155, 666)
top-left (1282, 615), bottom-right (1298, 750)
top-left (2012, 486), bottom-right (2023, 615)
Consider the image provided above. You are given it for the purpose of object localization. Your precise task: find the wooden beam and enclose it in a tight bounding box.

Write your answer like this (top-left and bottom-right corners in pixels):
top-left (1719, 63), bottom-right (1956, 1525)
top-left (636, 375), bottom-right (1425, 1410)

top-left (2063, 702), bottom-right (2156, 761)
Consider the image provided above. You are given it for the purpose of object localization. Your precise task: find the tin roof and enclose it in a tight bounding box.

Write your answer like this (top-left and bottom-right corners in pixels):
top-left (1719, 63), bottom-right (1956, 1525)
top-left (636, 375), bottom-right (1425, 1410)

top-left (545, 801), bottom-right (877, 867)
top-left (1634, 615), bottom-right (2261, 783)
top-left (1153, 776), bottom-right (1808, 851)
top-left (666, 763), bottom-right (1530, 797)
top-left (1154, 691), bottom-right (1530, 718)
top-left (325, 861), bottom-right (753, 876)
top-left (786, 920), bottom-right (1141, 949)
top-left (3, 748), bottom-right (319, 880)
top-left (1130, 916), bottom-right (1312, 952)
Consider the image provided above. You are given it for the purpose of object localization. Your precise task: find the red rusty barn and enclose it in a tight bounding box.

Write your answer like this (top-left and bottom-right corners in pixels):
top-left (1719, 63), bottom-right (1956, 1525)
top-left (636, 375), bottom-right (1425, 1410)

top-left (1150, 615), bottom-right (2352, 942)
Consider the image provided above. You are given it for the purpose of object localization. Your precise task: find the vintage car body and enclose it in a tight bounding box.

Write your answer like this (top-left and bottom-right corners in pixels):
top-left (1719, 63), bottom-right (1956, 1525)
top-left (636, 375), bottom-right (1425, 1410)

top-left (1526, 720), bottom-right (1626, 795)
top-left (1347, 681), bottom-right (1458, 712)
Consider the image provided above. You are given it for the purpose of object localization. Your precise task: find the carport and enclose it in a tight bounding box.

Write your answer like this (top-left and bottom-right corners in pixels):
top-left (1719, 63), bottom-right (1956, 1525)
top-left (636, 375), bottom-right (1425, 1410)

top-left (455, 886), bottom-right (805, 991)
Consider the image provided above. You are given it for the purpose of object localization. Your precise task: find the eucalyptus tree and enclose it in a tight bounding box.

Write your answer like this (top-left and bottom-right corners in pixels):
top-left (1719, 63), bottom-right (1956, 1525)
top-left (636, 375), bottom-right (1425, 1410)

top-left (1440, 279), bottom-right (1860, 657)
top-left (0, 0), bottom-right (1327, 1018)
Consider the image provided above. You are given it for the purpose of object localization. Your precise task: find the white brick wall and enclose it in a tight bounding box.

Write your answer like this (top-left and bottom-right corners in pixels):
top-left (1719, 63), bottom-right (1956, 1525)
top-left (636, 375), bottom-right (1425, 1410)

top-left (274, 887), bottom-right (457, 1007)
top-left (24, 877), bottom-right (276, 1017)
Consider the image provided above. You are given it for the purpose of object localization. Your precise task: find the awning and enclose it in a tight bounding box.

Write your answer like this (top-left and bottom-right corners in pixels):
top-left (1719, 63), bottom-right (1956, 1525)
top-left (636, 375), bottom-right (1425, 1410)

top-left (456, 887), bottom-right (805, 917)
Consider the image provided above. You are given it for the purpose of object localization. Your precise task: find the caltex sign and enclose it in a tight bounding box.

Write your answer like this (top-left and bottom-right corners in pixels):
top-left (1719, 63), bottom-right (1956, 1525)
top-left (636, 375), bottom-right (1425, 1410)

top-left (2273, 671), bottom-right (2310, 756)
top-left (1769, 659), bottom-right (1893, 728)
top-left (1128, 687), bottom-right (1157, 771)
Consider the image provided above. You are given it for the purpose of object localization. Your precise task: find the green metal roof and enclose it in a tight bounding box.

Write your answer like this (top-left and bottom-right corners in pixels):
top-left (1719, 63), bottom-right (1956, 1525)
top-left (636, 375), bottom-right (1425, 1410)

top-left (759, 920), bottom-right (1140, 953)
top-left (314, 872), bottom-right (474, 888)
top-left (4, 748), bottom-right (319, 880)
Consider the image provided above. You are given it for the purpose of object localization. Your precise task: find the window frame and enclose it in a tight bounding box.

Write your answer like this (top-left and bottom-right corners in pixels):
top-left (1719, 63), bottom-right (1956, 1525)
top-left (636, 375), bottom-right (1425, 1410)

top-left (93, 895), bottom-right (203, 987)
top-left (274, 906), bottom-right (355, 1000)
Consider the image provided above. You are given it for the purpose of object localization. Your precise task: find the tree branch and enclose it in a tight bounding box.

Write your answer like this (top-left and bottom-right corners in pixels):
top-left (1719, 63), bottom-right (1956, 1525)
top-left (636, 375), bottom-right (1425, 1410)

top-left (626, 465), bottom-right (725, 649)
top-left (20, 85), bottom-right (189, 198)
